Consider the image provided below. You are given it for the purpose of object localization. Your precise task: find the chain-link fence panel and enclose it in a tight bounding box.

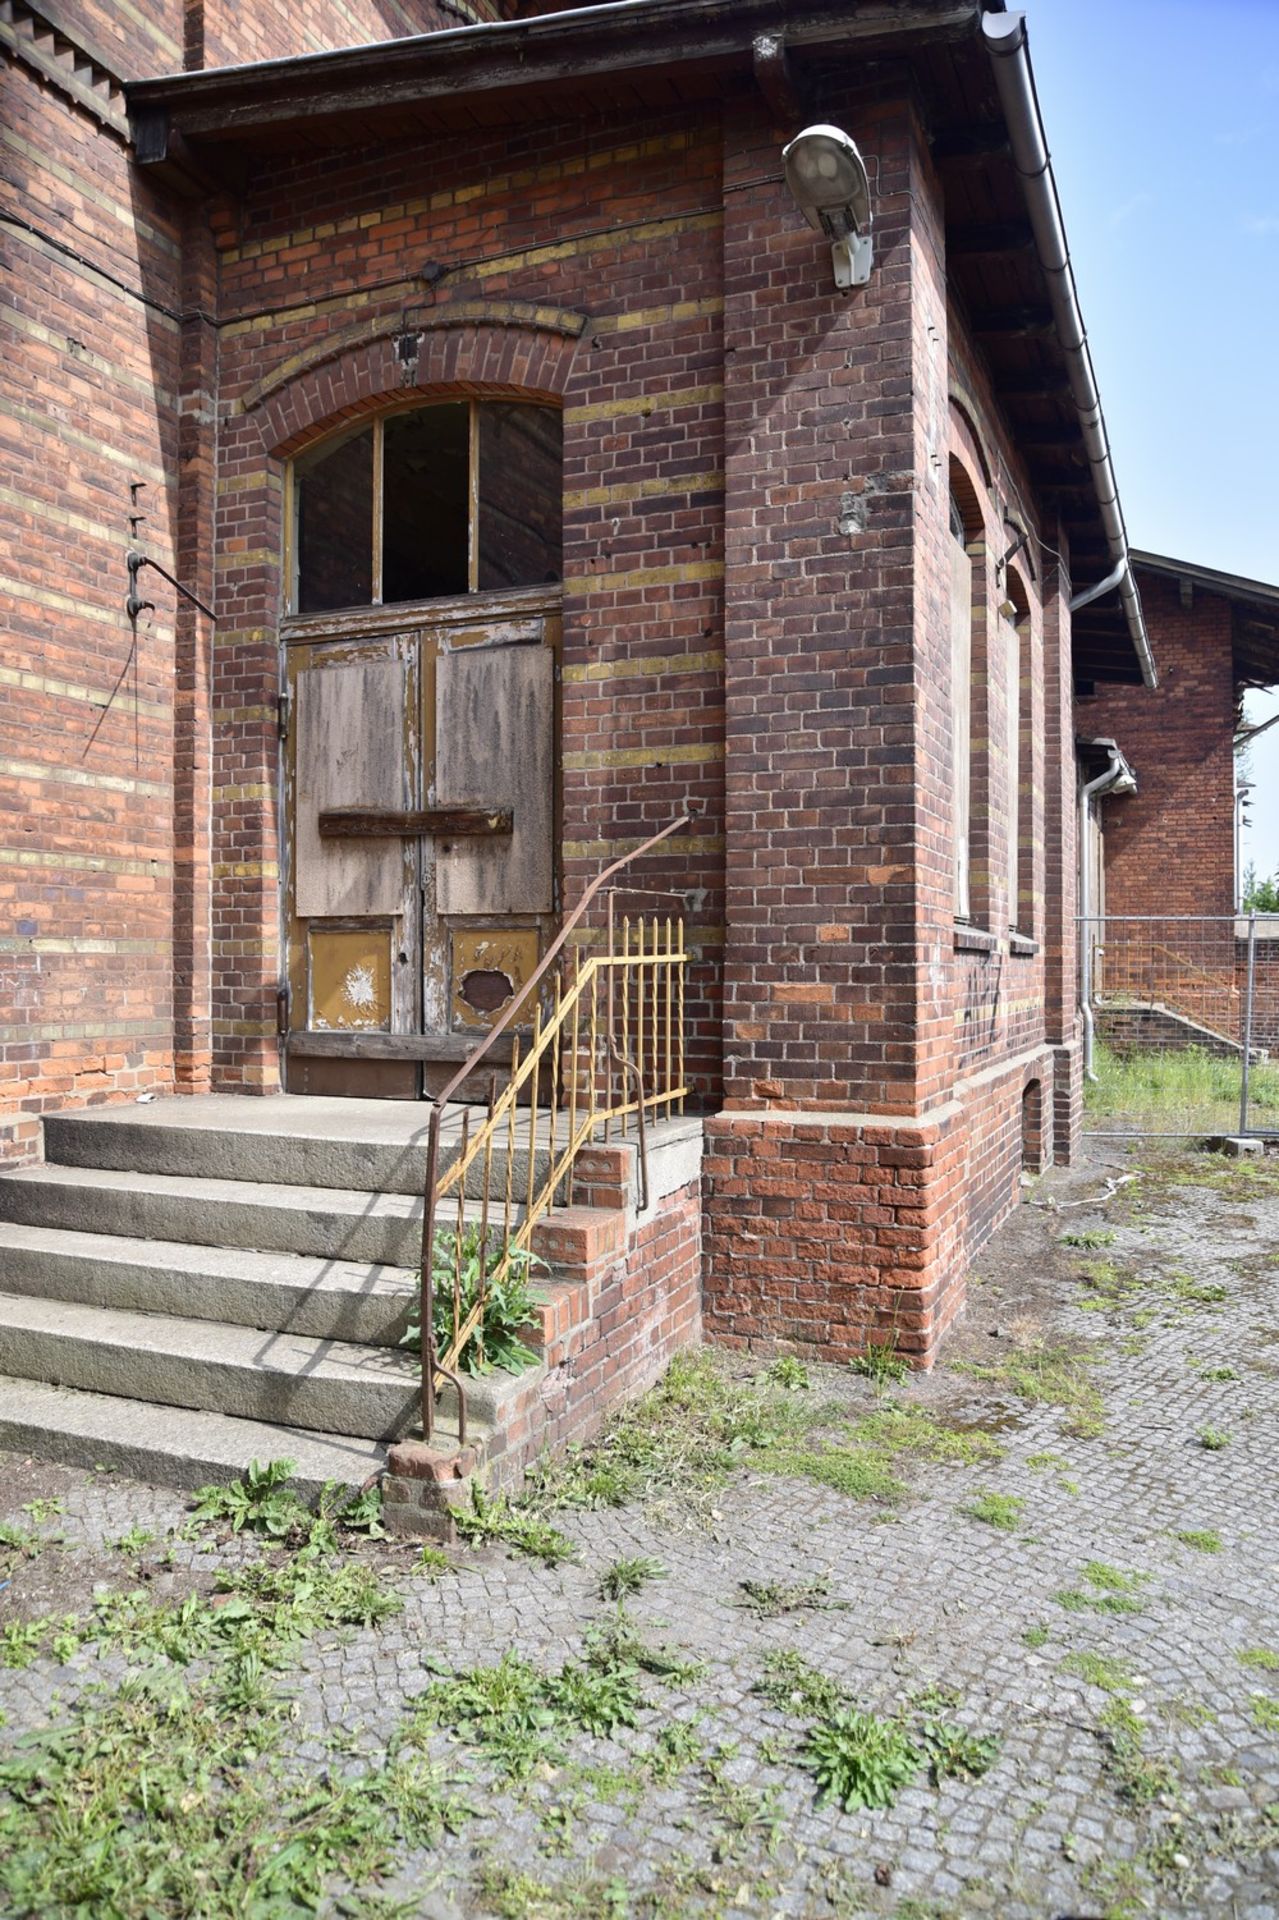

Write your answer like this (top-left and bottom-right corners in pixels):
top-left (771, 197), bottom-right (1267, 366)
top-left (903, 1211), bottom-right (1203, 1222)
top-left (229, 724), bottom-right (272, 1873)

top-left (1079, 913), bottom-right (1279, 1137)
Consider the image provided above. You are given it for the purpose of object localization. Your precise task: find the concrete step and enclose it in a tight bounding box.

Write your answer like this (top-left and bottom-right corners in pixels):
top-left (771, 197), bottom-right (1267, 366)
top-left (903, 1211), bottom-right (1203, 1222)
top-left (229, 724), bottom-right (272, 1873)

top-left (0, 1163), bottom-right (515, 1268)
top-left (0, 1374), bottom-right (395, 1501)
top-left (0, 1222), bottom-right (416, 1345)
top-left (0, 1291), bottom-right (424, 1441)
top-left (42, 1097), bottom-right (556, 1198)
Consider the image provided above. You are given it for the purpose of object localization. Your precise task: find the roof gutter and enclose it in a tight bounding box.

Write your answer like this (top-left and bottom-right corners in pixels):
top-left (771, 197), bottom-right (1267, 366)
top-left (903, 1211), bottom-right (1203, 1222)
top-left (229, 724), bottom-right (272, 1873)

top-left (981, 10), bottom-right (1157, 690)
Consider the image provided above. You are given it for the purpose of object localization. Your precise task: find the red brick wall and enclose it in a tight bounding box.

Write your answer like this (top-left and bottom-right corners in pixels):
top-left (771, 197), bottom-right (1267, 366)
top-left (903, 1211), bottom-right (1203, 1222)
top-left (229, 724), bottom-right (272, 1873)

top-left (1079, 570), bottom-right (1237, 921)
top-left (0, 19), bottom-right (185, 1163)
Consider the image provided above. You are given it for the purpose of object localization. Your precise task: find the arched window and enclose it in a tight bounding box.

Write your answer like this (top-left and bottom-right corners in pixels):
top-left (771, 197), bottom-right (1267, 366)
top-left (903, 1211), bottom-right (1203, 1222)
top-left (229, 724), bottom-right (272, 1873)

top-left (949, 465), bottom-right (986, 921)
top-left (1004, 564), bottom-right (1033, 935)
top-left (290, 399), bottom-right (563, 615)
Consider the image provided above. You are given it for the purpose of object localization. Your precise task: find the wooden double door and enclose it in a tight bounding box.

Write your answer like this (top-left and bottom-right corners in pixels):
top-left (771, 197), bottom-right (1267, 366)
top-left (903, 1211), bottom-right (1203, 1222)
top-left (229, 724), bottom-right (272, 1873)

top-left (281, 592), bottom-right (558, 1098)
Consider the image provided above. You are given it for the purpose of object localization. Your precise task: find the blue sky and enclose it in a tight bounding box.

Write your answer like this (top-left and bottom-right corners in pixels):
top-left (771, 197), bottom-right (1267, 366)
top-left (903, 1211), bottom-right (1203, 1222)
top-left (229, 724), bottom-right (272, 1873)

top-left (1025, 0), bottom-right (1279, 886)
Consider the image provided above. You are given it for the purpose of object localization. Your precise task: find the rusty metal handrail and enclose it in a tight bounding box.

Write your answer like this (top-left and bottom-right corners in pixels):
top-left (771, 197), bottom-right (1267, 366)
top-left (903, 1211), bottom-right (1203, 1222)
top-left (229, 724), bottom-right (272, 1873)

top-left (418, 812), bottom-right (694, 1444)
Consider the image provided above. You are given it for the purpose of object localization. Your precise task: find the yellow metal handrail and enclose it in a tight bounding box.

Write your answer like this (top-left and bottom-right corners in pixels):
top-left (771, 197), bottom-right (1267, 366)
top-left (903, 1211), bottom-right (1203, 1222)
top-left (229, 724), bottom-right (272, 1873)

top-left (418, 815), bottom-right (692, 1445)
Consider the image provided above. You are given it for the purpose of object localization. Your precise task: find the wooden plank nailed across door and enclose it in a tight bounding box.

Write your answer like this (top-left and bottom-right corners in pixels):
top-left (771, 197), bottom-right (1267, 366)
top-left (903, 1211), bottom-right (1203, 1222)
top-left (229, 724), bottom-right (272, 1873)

top-left (295, 661), bottom-right (406, 918)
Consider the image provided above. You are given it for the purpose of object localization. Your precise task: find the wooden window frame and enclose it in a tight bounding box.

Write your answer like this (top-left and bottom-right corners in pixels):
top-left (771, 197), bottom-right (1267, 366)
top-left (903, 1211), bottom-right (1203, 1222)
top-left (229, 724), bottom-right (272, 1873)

top-left (286, 398), bottom-right (560, 619)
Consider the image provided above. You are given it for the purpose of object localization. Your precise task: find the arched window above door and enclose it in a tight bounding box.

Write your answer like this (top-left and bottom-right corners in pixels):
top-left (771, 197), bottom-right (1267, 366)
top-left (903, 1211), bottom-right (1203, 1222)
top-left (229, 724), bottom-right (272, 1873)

top-left (290, 399), bottom-right (563, 616)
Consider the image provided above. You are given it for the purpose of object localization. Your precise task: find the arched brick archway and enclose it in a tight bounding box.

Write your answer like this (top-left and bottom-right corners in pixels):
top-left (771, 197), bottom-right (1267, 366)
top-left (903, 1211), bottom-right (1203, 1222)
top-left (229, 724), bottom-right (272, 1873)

top-left (207, 309), bottom-right (585, 1093)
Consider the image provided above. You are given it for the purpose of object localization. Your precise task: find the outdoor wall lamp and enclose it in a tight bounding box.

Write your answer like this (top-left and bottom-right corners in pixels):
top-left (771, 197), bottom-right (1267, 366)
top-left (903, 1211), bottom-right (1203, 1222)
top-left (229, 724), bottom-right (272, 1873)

top-left (781, 124), bottom-right (873, 290)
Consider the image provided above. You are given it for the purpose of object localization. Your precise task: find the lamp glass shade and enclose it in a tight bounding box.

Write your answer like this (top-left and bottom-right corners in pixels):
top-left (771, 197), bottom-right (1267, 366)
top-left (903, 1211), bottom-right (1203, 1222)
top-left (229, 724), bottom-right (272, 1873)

top-left (782, 124), bottom-right (871, 233)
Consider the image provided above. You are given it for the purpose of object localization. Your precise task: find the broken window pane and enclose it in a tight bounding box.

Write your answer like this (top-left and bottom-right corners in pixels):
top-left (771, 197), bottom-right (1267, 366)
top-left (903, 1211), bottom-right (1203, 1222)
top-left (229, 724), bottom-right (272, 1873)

top-left (382, 403), bottom-right (469, 603)
top-left (477, 404), bottom-right (563, 591)
top-left (295, 426), bottom-right (374, 613)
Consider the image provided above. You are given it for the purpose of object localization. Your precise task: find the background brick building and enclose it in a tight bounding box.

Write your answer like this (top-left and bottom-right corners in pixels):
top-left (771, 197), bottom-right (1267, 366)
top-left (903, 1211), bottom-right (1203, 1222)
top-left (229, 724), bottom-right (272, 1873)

top-left (2, 0), bottom-right (1155, 1373)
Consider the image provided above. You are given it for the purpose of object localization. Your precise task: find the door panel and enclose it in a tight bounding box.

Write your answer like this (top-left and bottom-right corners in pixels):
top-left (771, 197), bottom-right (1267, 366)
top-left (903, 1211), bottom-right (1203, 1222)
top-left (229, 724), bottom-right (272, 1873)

top-left (435, 645), bottom-right (554, 917)
top-left (294, 660), bottom-right (407, 918)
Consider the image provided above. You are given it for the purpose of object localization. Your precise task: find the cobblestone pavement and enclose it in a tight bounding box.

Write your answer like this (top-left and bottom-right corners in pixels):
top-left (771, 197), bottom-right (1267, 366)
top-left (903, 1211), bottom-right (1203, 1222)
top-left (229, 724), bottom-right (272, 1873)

top-left (2, 1141), bottom-right (1278, 1918)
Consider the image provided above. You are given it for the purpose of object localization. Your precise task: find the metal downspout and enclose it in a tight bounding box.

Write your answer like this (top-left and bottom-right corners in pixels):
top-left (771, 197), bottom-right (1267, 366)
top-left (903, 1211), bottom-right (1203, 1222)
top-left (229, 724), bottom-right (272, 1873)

top-left (1078, 749), bottom-right (1126, 1081)
top-left (982, 11), bottom-right (1157, 691)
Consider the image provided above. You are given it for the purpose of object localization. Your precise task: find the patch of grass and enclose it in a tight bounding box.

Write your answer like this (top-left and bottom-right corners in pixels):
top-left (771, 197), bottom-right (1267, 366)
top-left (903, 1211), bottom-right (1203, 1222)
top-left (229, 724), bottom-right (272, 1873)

top-left (1196, 1364), bottom-right (1238, 1381)
top-left (598, 1556), bottom-right (665, 1602)
top-left (756, 1649), bottom-right (850, 1720)
top-left (523, 1349), bottom-right (833, 1515)
top-left (455, 1485), bottom-right (577, 1565)
top-left (1022, 1625), bottom-right (1050, 1649)
top-left (1197, 1426), bottom-right (1231, 1450)
top-left (1251, 1695), bottom-right (1279, 1732)
top-left (737, 1575), bottom-right (841, 1618)
top-left (961, 1490), bottom-right (1024, 1531)
top-left (1165, 1270), bottom-right (1229, 1306)
top-left (1061, 1228), bottom-right (1116, 1250)
top-left (766, 1354), bottom-right (810, 1390)
top-left (1175, 1528), bottom-right (1222, 1554)
top-left (1055, 1561), bottom-right (1150, 1616)
top-left (1085, 1041), bottom-right (1279, 1135)
top-left (961, 1340), bottom-right (1105, 1438)
top-left (1238, 1646), bottom-right (1279, 1671)
top-left (1062, 1651), bottom-right (1134, 1694)
top-left (525, 1351), bottom-right (997, 1526)
top-left (804, 1708), bottom-right (920, 1812)
top-left (767, 1445), bottom-right (907, 1502)
top-left (1098, 1697), bottom-right (1177, 1808)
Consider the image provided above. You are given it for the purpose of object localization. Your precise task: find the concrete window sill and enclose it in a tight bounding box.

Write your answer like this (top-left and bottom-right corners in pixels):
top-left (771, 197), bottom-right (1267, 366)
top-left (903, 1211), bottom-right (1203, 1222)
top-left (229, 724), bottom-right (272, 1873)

top-left (953, 922), bottom-right (999, 955)
top-left (1008, 932), bottom-right (1039, 957)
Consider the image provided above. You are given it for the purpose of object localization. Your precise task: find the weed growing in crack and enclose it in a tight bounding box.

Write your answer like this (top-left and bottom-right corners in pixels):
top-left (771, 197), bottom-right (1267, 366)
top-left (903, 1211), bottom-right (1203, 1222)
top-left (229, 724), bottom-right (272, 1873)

top-left (1238, 1646), bottom-right (1279, 1671)
top-left (737, 1574), bottom-right (843, 1617)
top-left (1061, 1228), bottom-right (1116, 1250)
top-left (1250, 1696), bottom-right (1279, 1732)
top-left (766, 1354), bottom-right (810, 1390)
top-left (758, 1654), bottom-right (998, 1813)
top-left (1054, 1561), bottom-right (1151, 1616)
top-left (756, 1650), bottom-right (850, 1720)
top-left (1174, 1528), bottom-right (1222, 1554)
top-left (598, 1556), bottom-right (665, 1602)
top-left (455, 1485), bottom-right (577, 1565)
top-left (918, 1718), bottom-right (1001, 1785)
top-left (805, 1709), bottom-right (921, 1811)
top-left (1061, 1651), bottom-right (1135, 1694)
top-left (700, 1745), bottom-right (786, 1857)
top-left (1197, 1426), bottom-right (1231, 1451)
top-left (1022, 1625), bottom-right (1051, 1649)
top-left (1098, 1697), bottom-right (1178, 1808)
top-left (1197, 1364), bottom-right (1239, 1382)
top-left (961, 1490), bottom-right (1024, 1531)
top-left (849, 1336), bottom-right (909, 1393)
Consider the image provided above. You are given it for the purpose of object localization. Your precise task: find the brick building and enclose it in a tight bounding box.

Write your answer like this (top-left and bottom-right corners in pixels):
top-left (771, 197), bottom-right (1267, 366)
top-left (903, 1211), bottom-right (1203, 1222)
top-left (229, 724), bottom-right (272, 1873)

top-left (0, 0), bottom-right (1158, 1477)
top-left (1080, 552), bottom-right (1279, 923)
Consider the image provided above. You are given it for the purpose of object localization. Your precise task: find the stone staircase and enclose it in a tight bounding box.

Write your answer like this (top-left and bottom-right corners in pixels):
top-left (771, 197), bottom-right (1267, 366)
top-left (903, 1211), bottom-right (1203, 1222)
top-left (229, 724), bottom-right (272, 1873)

top-left (0, 1096), bottom-right (526, 1498)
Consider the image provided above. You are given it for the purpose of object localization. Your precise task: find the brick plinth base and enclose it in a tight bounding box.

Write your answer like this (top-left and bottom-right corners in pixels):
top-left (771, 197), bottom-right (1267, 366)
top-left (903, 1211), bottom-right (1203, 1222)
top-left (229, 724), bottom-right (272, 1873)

top-left (703, 1054), bottom-right (1056, 1370)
